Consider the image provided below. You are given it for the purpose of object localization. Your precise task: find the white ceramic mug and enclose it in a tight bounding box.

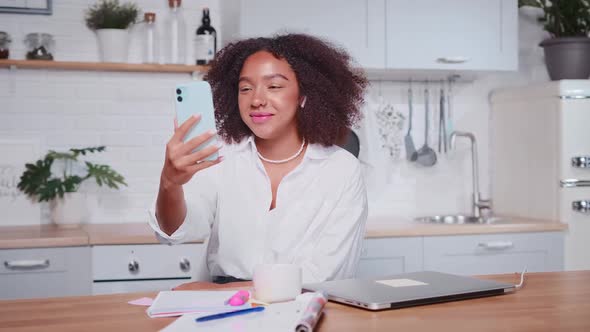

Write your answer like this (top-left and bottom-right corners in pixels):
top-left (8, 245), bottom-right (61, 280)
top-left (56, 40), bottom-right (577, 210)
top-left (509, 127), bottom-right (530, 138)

top-left (253, 264), bottom-right (302, 303)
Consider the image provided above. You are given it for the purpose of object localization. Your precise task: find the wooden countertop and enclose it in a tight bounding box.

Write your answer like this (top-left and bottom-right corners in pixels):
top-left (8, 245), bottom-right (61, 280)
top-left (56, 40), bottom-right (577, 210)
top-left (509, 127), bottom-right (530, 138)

top-left (0, 223), bottom-right (205, 249)
top-left (0, 271), bottom-right (588, 331)
top-left (0, 225), bottom-right (88, 249)
top-left (365, 215), bottom-right (568, 238)
top-left (82, 223), bottom-right (199, 245)
top-left (0, 216), bottom-right (567, 249)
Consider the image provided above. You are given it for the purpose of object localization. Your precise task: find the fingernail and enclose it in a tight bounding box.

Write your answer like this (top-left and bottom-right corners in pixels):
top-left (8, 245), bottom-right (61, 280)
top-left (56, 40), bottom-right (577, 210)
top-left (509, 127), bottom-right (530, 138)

top-left (192, 114), bottom-right (201, 119)
top-left (208, 129), bottom-right (216, 135)
top-left (219, 156), bottom-right (225, 162)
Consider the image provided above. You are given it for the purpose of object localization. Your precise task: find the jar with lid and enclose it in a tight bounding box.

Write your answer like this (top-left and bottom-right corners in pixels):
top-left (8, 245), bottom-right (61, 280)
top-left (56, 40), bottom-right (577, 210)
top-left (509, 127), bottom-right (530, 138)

top-left (25, 33), bottom-right (55, 60)
top-left (142, 12), bottom-right (159, 64)
top-left (0, 32), bottom-right (11, 59)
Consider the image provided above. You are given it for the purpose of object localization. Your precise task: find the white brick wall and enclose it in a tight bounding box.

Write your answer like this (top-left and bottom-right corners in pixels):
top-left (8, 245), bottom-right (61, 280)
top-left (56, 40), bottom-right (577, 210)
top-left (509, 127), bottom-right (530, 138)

top-left (0, 3), bottom-right (550, 225)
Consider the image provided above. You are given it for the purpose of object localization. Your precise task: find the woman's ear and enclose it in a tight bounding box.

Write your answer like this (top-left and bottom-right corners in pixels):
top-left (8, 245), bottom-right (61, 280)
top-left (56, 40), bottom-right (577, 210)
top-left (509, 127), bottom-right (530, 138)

top-left (300, 96), bottom-right (307, 108)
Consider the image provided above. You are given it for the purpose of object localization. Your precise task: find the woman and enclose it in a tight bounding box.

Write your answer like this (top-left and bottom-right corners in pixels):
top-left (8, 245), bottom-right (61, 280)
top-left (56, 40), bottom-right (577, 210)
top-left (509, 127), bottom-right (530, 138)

top-left (149, 33), bottom-right (368, 286)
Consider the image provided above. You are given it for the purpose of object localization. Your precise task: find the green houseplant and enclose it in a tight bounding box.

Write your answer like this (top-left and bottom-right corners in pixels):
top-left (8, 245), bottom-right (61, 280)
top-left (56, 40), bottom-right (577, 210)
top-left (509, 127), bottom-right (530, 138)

top-left (17, 146), bottom-right (126, 225)
top-left (519, 0), bottom-right (590, 80)
top-left (84, 0), bottom-right (140, 63)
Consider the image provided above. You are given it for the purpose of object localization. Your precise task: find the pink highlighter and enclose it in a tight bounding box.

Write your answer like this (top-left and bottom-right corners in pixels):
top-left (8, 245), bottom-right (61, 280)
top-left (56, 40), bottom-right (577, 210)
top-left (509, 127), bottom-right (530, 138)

top-left (225, 290), bottom-right (250, 306)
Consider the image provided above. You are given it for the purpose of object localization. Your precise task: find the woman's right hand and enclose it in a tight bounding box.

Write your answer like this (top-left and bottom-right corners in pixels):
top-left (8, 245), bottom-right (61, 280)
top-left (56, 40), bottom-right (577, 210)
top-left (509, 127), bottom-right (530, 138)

top-left (161, 114), bottom-right (223, 188)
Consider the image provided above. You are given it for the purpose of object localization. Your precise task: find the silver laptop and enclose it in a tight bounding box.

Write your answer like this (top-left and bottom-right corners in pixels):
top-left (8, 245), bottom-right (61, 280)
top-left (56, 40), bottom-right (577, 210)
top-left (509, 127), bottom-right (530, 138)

top-left (303, 271), bottom-right (515, 311)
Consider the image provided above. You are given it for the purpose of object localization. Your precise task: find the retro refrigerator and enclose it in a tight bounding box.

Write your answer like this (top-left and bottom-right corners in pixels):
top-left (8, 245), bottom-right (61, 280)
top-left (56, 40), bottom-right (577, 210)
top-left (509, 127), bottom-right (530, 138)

top-left (491, 80), bottom-right (590, 270)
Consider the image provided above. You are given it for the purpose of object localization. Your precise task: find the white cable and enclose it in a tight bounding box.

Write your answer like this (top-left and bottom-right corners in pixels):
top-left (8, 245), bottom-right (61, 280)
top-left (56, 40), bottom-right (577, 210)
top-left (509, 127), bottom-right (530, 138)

top-left (514, 267), bottom-right (527, 290)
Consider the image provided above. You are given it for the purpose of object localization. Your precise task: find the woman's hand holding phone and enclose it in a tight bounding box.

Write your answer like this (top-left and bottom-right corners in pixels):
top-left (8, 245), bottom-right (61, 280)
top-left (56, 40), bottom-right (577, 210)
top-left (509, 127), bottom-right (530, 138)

top-left (161, 114), bottom-right (223, 189)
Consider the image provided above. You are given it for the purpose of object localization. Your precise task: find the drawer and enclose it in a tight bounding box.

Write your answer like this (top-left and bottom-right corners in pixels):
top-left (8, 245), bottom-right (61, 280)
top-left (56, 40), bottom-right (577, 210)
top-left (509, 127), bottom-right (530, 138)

top-left (357, 237), bottom-right (423, 278)
top-left (1, 247), bottom-right (67, 274)
top-left (423, 232), bottom-right (564, 275)
top-left (0, 247), bottom-right (91, 300)
top-left (559, 187), bottom-right (590, 270)
top-left (560, 99), bottom-right (590, 180)
top-left (92, 243), bottom-right (205, 281)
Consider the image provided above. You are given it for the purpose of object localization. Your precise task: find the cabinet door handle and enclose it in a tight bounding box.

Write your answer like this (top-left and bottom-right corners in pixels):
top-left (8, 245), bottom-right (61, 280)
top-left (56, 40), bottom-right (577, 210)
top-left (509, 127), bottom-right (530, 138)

top-left (128, 260), bottom-right (139, 273)
top-left (478, 241), bottom-right (513, 250)
top-left (179, 258), bottom-right (191, 272)
top-left (572, 200), bottom-right (590, 213)
top-left (572, 156), bottom-right (590, 168)
top-left (560, 179), bottom-right (590, 188)
top-left (436, 56), bottom-right (470, 64)
top-left (4, 259), bottom-right (50, 270)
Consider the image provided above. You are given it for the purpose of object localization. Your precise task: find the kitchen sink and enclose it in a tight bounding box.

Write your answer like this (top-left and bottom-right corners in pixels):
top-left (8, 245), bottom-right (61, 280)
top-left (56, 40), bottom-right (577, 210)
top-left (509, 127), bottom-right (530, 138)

top-left (414, 215), bottom-right (511, 225)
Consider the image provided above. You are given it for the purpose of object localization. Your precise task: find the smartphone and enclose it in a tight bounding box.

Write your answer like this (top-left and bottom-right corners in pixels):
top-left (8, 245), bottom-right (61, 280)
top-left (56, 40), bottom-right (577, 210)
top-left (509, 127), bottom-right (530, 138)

top-left (174, 81), bottom-right (218, 161)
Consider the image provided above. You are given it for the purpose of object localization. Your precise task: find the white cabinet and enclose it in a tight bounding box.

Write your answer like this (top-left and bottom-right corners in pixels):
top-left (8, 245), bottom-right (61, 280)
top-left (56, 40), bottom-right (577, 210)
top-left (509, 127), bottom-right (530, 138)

top-left (238, 0), bottom-right (386, 68)
top-left (423, 232), bottom-right (564, 275)
top-left (91, 243), bottom-right (207, 295)
top-left (385, 0), bottom-right (517, 71)
top-left (229, 0), bottom-right (517, 71)
top-left (356, 232), bottom-right (564, 277)
top-left (356, 237), bottom-right (423, 278)
top-left (0, 247), bottom-right (91, 300)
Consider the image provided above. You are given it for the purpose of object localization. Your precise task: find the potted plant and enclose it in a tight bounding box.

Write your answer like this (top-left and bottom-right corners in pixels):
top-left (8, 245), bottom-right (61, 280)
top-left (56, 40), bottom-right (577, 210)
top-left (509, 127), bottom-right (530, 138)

top-left (17, 146), bottom-right (127, 226)
top-left (519, 0), bottom-right (590, 80)
top-left (85, 0), bottom-right (139, 63)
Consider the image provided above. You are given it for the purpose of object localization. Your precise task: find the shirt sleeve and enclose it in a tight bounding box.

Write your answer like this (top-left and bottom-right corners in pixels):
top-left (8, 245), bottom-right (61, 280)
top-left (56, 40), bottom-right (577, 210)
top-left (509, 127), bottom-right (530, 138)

top-left (298, 161), bottom-right (368, 284)
top-left (147, 164), bottom-right (219, 245)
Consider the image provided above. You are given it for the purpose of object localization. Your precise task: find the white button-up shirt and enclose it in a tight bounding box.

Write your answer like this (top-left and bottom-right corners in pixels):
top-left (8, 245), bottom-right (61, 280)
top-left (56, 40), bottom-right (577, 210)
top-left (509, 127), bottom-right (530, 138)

top-left (148, 137), bottom-right (368, 284)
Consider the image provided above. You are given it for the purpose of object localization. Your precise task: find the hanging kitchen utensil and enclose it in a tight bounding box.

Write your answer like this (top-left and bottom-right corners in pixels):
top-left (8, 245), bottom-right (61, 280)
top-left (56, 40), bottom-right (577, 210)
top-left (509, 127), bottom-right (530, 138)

top-left (405, 80), bottom-right (418, 161)
top-left (446, 76), bottom-right (455, 146)
top-left (416, 81), bottom-right (437, 167)
top-left (438, 80), bottom-right (447, 153)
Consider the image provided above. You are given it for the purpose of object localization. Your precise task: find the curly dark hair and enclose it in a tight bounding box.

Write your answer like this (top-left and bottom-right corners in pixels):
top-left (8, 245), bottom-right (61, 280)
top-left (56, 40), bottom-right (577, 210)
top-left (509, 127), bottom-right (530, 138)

top-left (205, 33), bottom-right (368, 146)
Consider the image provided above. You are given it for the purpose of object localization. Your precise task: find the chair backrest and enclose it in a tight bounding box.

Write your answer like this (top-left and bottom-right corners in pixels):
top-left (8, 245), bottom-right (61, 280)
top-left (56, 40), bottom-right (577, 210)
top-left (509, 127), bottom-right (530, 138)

top-left (338, 130), bottom-right (360, 158)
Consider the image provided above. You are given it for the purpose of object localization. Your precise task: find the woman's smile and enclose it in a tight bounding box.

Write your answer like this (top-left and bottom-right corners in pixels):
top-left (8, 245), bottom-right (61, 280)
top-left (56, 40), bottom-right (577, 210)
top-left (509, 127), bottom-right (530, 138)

top-left (250, 112), bottom-right (274, 124)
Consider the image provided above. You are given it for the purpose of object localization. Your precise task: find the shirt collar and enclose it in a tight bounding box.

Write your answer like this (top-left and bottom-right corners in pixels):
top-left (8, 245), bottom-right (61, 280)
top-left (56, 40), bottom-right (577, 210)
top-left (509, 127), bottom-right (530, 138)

top-left (235, 136), bottom-right (334, 160)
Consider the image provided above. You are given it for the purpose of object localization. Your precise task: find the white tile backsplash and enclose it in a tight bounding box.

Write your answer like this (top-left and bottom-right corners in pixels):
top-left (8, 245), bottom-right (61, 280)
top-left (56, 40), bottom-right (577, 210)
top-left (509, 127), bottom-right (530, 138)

top-left (0, 3), bottom-right (550, 224)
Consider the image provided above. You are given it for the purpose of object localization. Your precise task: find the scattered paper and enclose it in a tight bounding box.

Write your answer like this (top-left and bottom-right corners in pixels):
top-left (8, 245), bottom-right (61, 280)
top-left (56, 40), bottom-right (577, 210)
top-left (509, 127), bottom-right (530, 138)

top-left (128, 297), bottom-right (154, 306)
top-left (160, 293), bottom-right (318, 332)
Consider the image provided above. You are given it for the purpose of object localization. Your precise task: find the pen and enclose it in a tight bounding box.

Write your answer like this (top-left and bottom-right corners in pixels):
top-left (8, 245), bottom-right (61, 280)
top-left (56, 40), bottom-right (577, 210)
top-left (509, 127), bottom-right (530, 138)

top-left (195, 306), bottom-right (265, 323)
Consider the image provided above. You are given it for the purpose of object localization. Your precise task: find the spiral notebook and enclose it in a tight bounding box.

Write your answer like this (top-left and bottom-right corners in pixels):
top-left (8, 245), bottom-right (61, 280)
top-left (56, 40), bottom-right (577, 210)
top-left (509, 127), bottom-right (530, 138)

top-left (160, 292), bottom-right (327, 332)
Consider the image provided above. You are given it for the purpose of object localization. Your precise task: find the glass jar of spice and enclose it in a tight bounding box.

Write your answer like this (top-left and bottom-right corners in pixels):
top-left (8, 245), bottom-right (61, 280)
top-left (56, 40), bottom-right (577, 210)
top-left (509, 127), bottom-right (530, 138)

top-left (0, 32), bottom-right (11, 59)
top-left (24, 33), bottom-right (55, 60)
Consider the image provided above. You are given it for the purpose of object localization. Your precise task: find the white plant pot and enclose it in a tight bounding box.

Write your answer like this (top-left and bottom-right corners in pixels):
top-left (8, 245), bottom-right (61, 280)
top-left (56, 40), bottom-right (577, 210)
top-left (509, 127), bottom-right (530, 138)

top-left (96, 29), bottom-right (129, 63)
top-left (50, 192), bottom-right (89, 226)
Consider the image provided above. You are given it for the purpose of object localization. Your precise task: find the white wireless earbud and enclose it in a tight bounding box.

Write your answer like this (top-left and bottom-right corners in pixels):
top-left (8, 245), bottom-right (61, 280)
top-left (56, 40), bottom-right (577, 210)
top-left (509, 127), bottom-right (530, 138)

top-left (300, 96), bottom-right (307, 108)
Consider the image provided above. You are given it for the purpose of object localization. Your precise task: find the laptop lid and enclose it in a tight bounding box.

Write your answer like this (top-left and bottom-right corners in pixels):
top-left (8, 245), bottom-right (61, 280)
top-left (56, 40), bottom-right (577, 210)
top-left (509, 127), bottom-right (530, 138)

top-left (302, 271), bottom-right (515, 311)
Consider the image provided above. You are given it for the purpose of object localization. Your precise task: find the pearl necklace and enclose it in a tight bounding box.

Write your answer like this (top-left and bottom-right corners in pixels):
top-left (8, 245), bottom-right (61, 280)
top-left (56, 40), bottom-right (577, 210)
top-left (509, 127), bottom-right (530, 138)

top-left (257, 138), bottom-right (306, 164)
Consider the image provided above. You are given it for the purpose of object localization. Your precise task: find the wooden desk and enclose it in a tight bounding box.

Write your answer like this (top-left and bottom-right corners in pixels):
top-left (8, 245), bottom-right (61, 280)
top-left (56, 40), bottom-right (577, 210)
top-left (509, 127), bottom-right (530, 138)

top-left (1, 271), bottom-right (589, 331)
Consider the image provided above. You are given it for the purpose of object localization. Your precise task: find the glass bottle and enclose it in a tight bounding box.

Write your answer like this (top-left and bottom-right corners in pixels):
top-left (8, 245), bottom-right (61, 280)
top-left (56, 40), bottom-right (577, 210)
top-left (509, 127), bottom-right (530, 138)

top-left (164, 0), bottom-right (186, 64)
top-left (195, 7), bottom-right (217, 65)
top-left (142, 12), bottom-right (158, 64)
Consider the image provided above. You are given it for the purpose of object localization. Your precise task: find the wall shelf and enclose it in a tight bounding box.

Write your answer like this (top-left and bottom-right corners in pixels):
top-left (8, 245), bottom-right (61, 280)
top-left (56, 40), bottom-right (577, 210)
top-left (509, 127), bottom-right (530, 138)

top-left (0, 59), bottom-right (208, 75)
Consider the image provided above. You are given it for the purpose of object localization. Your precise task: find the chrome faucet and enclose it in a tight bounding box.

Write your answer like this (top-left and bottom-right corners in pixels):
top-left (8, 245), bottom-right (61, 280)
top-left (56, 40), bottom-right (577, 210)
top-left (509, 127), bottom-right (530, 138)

top-left (449, 131), bottom-right (492, 218)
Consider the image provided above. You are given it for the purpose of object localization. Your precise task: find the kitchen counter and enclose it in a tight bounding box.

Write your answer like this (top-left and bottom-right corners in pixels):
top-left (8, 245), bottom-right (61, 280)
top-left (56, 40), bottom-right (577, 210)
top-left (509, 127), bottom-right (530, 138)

top-left (0, 225), bottom-right (88, 249)
top-left (366, 215), bottom-right (567, 238)
top-left (0, 216), bottom-right (567, 249)
top-left (81, 223), bottom-right (195, 245)
top-left (0, 271), bottom-right (588, 331)
top-left (0, 223), bottom-right (205, 249)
